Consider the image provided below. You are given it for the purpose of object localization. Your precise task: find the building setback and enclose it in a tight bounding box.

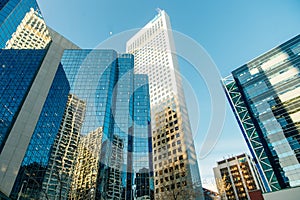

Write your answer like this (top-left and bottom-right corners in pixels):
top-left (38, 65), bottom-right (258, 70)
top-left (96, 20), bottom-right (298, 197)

top-left (214, 153), bottom-right (265, 200)
top-left (222, 34), bottom-right (300, 192)
top-left (126, 9), bottom-right (203, 199)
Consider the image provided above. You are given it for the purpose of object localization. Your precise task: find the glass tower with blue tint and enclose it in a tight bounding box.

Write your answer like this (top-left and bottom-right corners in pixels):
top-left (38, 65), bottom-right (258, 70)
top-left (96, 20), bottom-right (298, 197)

top-left (0, 49), bottom-right (47, 153)
top-left (0, 0), bottom-right (51, 49)
top-left (61, 49), bottom-right (119, 200)
top-left (222, 34), bottom-right (300, 192)
top-left (10, 64), bottom-right (70, 199)
top-left (61, 50), bottom-right (153, 200)
top-left (132, 74), bottom-right (154, 199)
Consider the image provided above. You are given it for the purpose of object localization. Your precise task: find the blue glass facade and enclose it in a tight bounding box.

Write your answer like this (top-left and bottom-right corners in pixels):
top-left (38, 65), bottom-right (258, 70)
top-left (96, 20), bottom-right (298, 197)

top-left (0, 0), bottom-right (45, 48)
top-left (132, 75), bottom-right (154, 199)
top-left (61, 50), bottom-right (153, 199)
top-left (61, 50), bottom-right (117, 140)
top-left (0, 0), bottom-right (9, 11)
top-left (10, 64), bottom-right (70, 199)
top-left (0, 49), bottom-right (47, 153)
top-left (223, 34), bottom-right (300, 192)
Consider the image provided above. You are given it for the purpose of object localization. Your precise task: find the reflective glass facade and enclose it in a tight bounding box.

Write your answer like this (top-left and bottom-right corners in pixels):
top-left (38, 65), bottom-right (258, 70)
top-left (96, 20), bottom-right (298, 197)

top-left (61, 50), bottom-right (153, 199)
top-left (0, 0), bottom-right (49, 48)
top-left (0, 49), bottom-right (47, 153)
top-left (11, 64), bottom-right (70, 199)
top-left (132, 75), bottom-right (154, 199)
top-left (42, 94), bottom-right (86, 200)
top-left (0, 0), bottom-right (9, 11)
top-left (223, 34), bottom-right (300, 191)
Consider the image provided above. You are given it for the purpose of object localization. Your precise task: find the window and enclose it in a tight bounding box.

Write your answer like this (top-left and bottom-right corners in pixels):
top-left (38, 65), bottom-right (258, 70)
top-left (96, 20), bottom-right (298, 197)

top-left (178, 147), bottom-right (182, 152)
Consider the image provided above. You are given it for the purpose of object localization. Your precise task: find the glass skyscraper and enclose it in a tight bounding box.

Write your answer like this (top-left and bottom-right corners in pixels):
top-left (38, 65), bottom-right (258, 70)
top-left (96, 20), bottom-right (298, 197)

top-left (61, 50), bottom-right (153, 199)
top-left (0, 49), bottom-right (47, 152)
top-left (11, 64), bottom-right (70, 199)
top-left (126, 9), bottom-right (203, 199)
top-left (222, 34), bottom-right (300, 192)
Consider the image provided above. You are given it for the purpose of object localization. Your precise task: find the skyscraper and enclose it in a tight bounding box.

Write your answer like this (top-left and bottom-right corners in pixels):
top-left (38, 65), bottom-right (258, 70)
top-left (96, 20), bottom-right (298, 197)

top-left (213, 153), bottom-right (265, 200)
top-left (0, 9), bottom-right (79, 195)
top-left (60, 50), bottom-right (153, 199)
top-left (126, 9), bottom-right (203, 199)
top-left (222, 34), bottom-right (300, 193)
top-left (11, 64), bottom-right (71, 199)
top-left (0, 0), bottom-right (51, 49)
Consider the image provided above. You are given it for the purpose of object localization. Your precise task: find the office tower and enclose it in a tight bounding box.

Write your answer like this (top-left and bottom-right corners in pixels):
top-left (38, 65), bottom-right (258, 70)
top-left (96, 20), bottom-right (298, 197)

top-left (0, 49), bottom-right (47, 152)
top-left (60, 50), bottom-right (153, 199)
top-left (222, 34), bottom-right (300, 193)
top-left (70, 127), bottom-right (103, 200)
top-left (0, 29), bottom-right (79, 197)
top-left (5, 8), bottom-right (51, 49)
top-left (42, 94), bottom-right (86, 200)
top-left (213, 153), bottom-right (265, 200)
top-left (10, 64), bottom-right (70, 199)
top-left (126, 9), bottom-right (203, 199)
top-left (0, 0), bottom-right (50, 49)
top-left (132, 75), bottom-right (154, 200)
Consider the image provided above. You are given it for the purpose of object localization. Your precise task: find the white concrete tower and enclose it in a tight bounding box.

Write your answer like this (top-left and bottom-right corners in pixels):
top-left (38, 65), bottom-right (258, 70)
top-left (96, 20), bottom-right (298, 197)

top-left (126, 9), bottom-right (204, 200)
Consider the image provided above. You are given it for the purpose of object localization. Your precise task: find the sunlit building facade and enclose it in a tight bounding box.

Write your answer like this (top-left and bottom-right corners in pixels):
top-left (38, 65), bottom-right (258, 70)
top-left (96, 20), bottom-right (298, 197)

top-left (214, 153), bottom-right (265, 200)
top-left (126, 9), bottom-right (203, 199)
top-left (70, 127), bottom-right (103, 200)
top-left (0, 0), bottom-right (50, 49)
top-left (222, 34), bottom-right (300, 192)
top-left (5, 8), bottom-right (51, 49)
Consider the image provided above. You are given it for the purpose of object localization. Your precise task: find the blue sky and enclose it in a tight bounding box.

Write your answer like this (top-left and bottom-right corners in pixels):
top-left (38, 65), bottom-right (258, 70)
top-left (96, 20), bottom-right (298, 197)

top-left (37, 0), bottom-right (300, 191)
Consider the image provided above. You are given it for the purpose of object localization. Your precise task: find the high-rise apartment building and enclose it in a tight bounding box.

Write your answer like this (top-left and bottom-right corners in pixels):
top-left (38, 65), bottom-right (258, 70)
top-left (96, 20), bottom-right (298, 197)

top-left (222, 34), bottom-right (300, 193)
top-left (213, 153), bottom-right (265, 200)
top-left (126, 9), bottom-right (203, 199)
top-left (0, 0), bottom-right (51, 49)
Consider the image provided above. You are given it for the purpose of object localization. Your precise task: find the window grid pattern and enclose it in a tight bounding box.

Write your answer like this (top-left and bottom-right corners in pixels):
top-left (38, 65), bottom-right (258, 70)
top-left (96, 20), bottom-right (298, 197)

top-left (0, 0), bottom-right (48, 49)
top-left (223, 34), bottom-right (300, 191)
top-left (0, 49), bottom-right (46, 153)
top-left (11, 64), bottom-right (70, 199)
